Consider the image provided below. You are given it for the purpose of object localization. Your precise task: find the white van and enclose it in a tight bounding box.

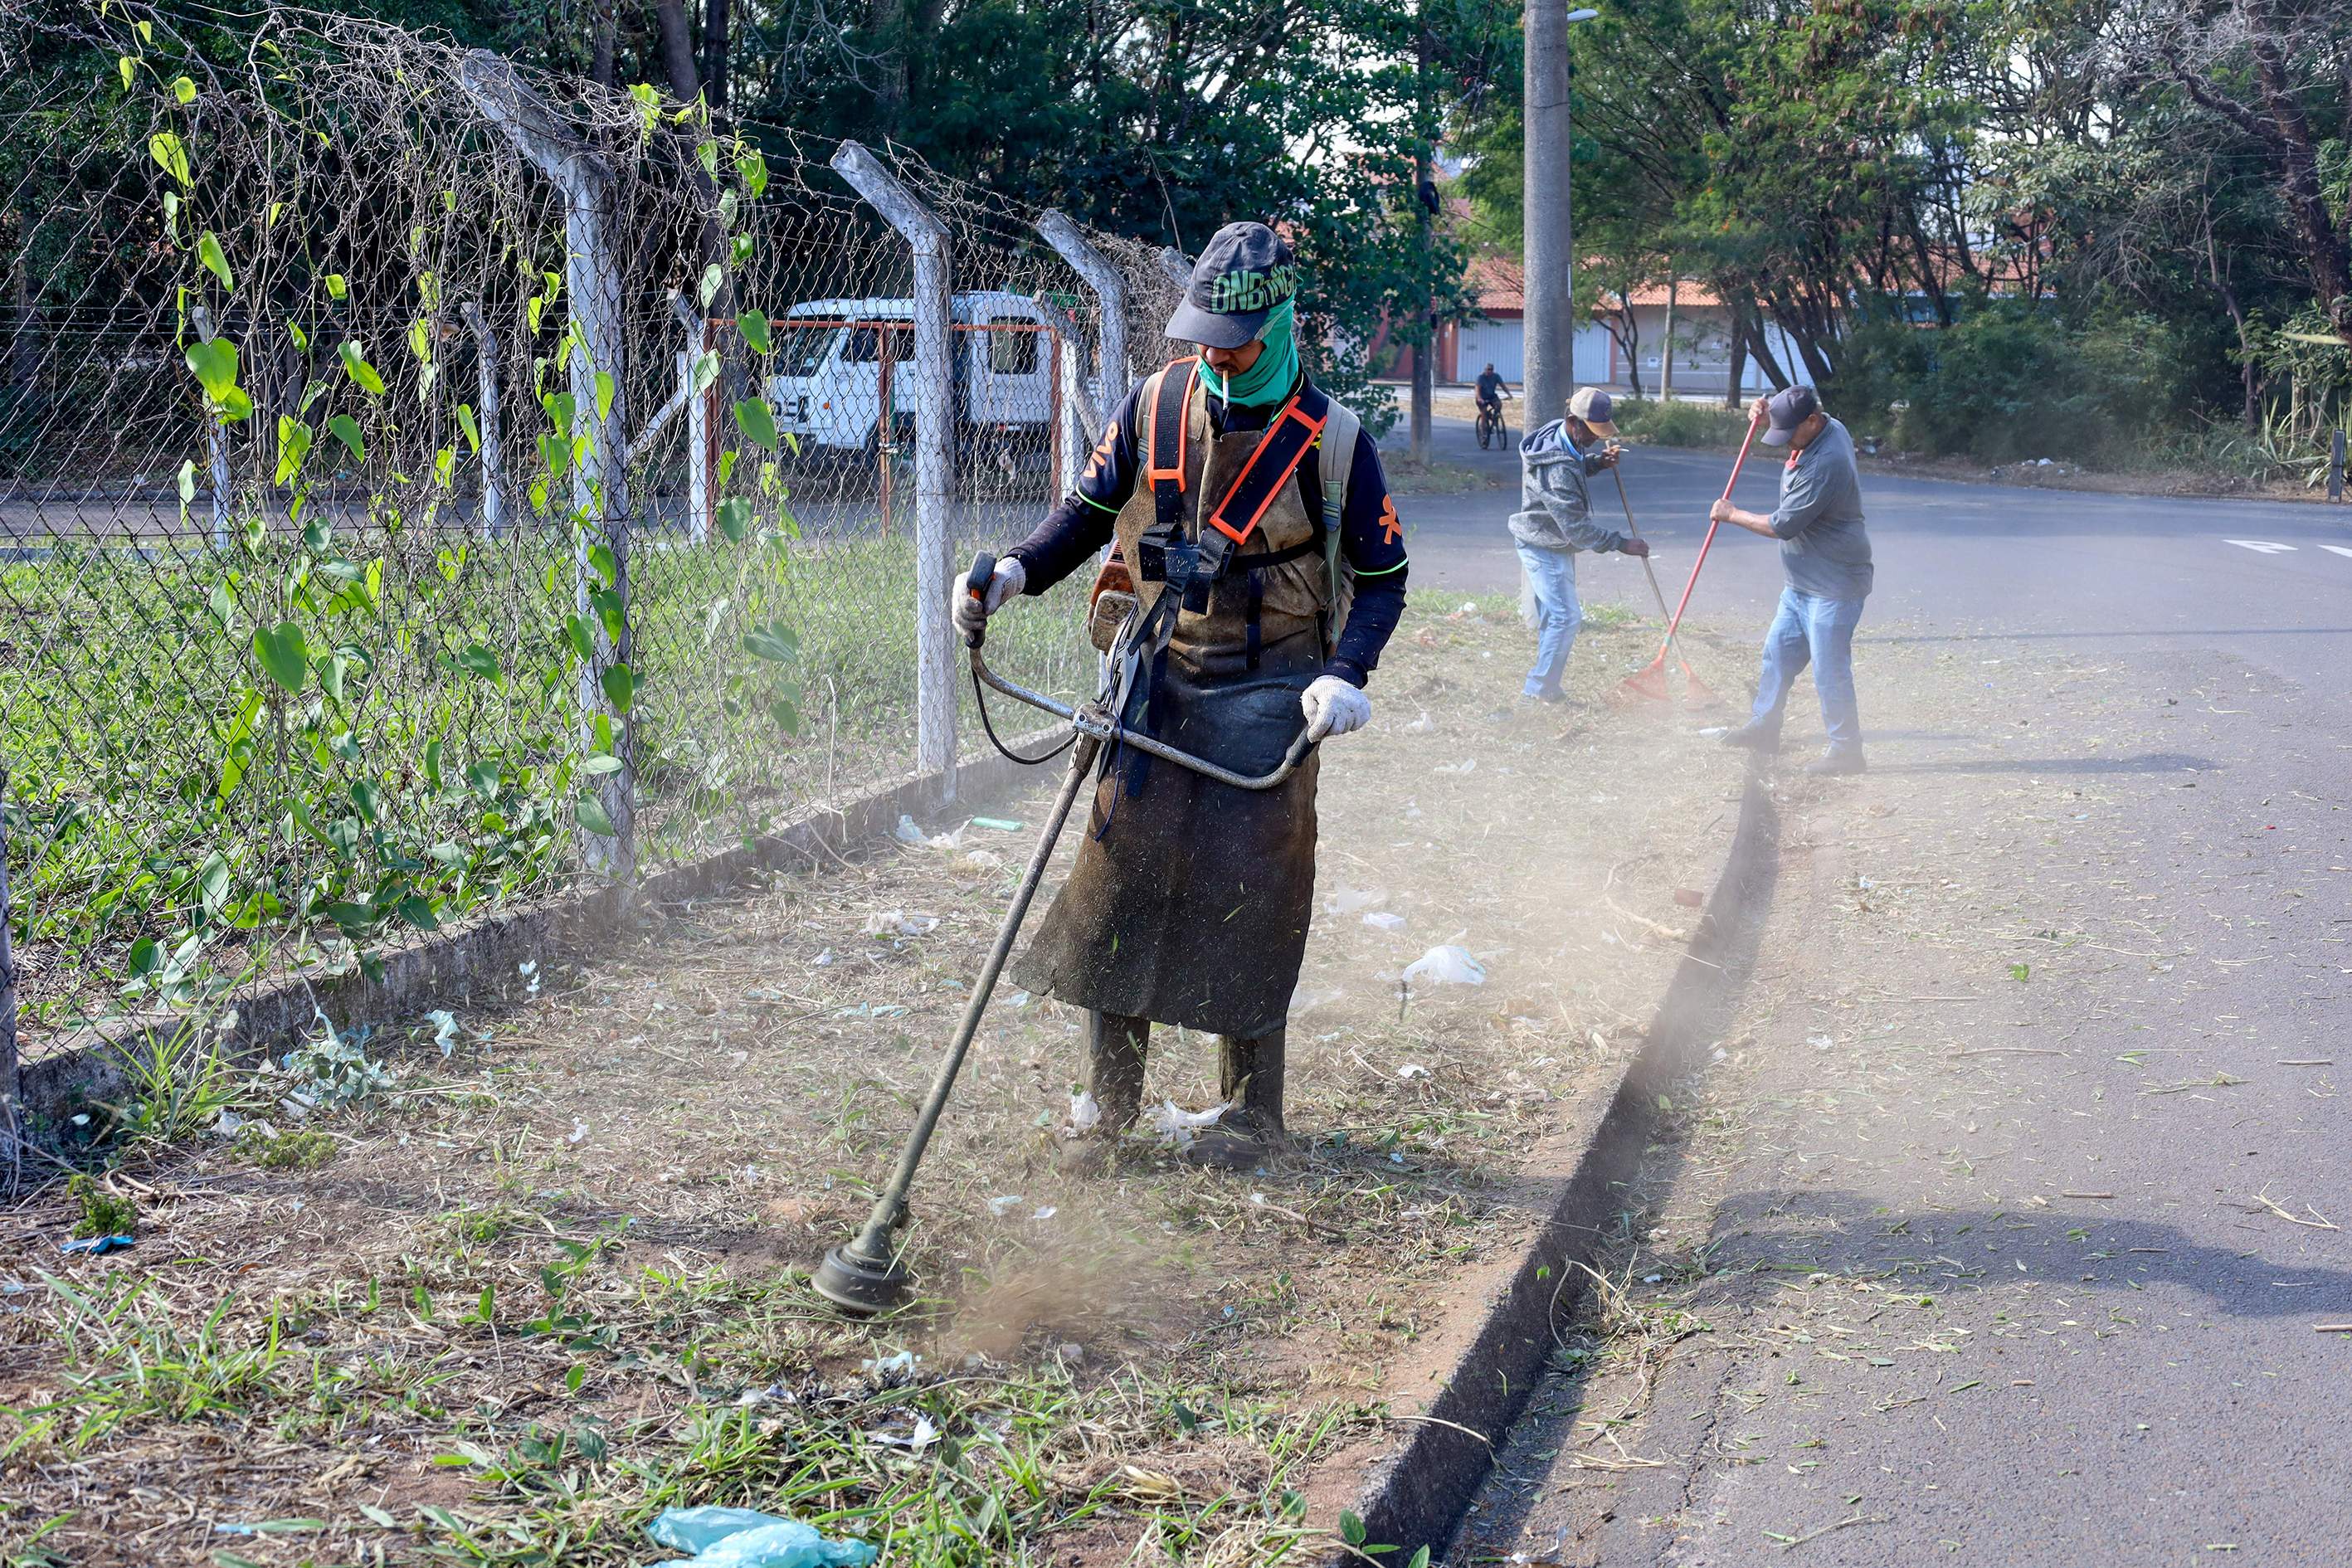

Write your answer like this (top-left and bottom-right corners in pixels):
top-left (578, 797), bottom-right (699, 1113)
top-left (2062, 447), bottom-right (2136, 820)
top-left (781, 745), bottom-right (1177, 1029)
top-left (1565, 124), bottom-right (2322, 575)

top-left (766, 290), bottom-right (1064, 460)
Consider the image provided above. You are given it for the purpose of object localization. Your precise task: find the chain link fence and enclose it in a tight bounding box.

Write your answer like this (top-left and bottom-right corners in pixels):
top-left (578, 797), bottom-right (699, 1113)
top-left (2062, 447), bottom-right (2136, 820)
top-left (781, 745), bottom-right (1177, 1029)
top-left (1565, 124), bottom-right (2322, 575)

top-left (0, 0), bottom-right (1193, 1077)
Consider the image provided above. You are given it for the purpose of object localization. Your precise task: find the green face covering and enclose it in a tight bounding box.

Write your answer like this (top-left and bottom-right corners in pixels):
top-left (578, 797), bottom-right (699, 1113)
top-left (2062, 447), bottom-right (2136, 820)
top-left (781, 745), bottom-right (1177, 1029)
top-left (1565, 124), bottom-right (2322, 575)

top-left (1198, 299), bottom-right (1299, 407)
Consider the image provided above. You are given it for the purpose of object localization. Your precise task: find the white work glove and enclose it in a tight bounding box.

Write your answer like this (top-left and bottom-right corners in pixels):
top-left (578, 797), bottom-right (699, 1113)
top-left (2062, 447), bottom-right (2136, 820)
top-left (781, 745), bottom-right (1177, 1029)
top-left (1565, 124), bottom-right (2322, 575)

top-left (1301, 674), bottom-right (1372, 741)
top-left (951, 555), bottom-right (1025, 640)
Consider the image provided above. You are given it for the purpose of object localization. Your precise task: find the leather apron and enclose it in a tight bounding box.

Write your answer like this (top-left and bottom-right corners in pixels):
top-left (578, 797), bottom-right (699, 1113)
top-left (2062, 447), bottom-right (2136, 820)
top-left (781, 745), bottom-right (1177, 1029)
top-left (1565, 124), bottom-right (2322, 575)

top-left (1010, 370), bottom-right (1331, 1039)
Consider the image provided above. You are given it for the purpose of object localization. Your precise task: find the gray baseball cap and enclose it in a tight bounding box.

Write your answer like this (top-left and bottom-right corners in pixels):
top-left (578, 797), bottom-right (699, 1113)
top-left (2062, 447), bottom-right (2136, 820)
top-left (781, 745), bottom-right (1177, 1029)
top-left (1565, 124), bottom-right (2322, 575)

top-left (1760, 384), bottom-right (1821, 446)
top-left (1166, 222), bottom-right (1298, 349)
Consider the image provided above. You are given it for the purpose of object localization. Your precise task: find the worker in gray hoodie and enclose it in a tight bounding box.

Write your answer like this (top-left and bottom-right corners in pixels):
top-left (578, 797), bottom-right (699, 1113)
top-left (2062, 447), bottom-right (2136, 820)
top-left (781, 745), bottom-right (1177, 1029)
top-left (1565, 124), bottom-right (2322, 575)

top-left (1508, 387), bottom-right (1648, 703)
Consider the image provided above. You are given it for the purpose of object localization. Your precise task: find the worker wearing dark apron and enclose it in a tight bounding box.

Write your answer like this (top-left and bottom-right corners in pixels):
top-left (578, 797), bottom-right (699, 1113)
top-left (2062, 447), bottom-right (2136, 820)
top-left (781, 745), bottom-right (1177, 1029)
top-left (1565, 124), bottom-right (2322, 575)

top-left (954, 222), bottom-right (1410, 1167)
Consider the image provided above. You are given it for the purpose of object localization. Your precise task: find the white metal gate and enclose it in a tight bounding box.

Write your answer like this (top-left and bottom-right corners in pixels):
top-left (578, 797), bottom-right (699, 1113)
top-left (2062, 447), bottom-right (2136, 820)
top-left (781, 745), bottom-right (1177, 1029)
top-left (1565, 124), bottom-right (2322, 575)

top-left (1457, 318), bottom-right (1523, 383)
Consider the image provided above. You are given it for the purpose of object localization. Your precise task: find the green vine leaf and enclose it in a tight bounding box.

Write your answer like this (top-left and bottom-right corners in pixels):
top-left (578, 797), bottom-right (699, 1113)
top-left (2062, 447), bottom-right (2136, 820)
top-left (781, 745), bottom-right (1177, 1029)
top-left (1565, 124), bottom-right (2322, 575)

top-left (252, 622), bottom-right (309, 694)
top-left (715, 497), bottom-right (752, 542)
top-left (733, 397), bottom-right (778, 452)
top-left (328, 414), bottom-right (366, 462)
top-left (697, 264), bottom-right (724, 309)
top-left (737, 148), bottom-right (768, 198)
top-left (273, 416), bottom-right (312, 487)
top-left (455, 403), bottom-right (480, 454)
top-left (599, 663), bottom-right (635, 714)
top-left (325, 272), bottom-right (348, 300)
top-left (338, 340), bottom-right (387, 396)
top-left (595, 370), bottom-right (616, 423)
top-left (149, 130), bottom-right (191, 189)
top-left (577, 792), bottom-right (617, 838)
top-left (455, 645), bottom-right (502, 684)
top-left (743, 621), bottom-right (798, 664)
top-left (197, 230), bottom-right (234, 292)
top-left (736, 311), bottom-right (771, 355)
top-left (185, 336), bottom-right (239, 401)
top-left (173, 75), bottom-right (196, 104)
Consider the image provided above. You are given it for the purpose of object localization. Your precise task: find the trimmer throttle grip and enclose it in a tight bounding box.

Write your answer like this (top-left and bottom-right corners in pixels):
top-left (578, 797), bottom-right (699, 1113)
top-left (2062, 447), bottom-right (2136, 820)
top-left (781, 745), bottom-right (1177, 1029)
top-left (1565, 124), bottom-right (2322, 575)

top-left (964, 552), bottom-right (996, 649)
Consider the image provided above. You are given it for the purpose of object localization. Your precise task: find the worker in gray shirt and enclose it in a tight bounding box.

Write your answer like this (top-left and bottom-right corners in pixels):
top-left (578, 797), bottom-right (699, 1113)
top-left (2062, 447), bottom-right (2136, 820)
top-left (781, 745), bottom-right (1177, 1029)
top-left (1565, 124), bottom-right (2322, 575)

top-left (1708, 385), bottom-right (1874, 774)
top-left (1508, 387), bottom-right (1649, 704)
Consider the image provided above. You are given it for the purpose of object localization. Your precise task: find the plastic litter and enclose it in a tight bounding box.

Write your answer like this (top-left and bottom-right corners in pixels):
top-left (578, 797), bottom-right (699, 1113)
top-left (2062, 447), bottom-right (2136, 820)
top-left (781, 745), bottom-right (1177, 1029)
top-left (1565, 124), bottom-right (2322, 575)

top-left (892, 815), bottom-right (966, 851)
top-left (426, 1008), bottom-right (460, 1059)
top-left (1434, 757), bottom-right (1478, 775)
top-left (969, 816), bottom-right (1024, 832)
top-left (861, 910), bottom-right (939, 938)
top-left (1362, 911), bottom-right (1407, 932)
top-left (647, 1507), bottom-right (879, 1568)
top-left (869, 1414), bottom-right (939, 1451)
top-left (986, 1194), bottom-right (1025, 1218)
top-left (1151, 1099), bottom-right (1230, 1150)
top-left (1323, 885), bottom-right (1386, 915)
top-left (1397, 1063), bottom-right (1431, 1081)
top-left (60, 1234), bottom-right (135, 1256)
top-left (1401, 945), bottom-right (1488, 989)
top-left (1065, 1089), bottom-right (1102, 1136)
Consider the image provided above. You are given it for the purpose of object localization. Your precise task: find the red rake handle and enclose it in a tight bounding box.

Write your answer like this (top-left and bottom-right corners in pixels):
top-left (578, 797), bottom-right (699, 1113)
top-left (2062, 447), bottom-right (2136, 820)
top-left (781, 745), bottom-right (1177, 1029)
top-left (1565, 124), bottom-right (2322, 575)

top-left (1653, 415), bottom-right (1761, 655)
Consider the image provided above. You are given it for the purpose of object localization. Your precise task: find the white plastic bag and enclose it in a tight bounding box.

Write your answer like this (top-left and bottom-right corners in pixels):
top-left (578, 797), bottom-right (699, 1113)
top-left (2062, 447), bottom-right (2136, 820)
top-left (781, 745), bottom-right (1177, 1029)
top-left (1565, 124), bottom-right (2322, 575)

top-left (1402, 945), bottom-right (1487, 989)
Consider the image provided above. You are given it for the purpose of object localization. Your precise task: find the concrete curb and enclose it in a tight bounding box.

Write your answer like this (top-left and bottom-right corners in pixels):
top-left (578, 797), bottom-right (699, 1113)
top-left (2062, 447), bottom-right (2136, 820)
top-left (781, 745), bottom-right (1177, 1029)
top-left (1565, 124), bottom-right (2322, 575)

top-left (1316, 765), bottom-right (1781, 1562)
top-left (17, 743), bottom-right (1046, 1124)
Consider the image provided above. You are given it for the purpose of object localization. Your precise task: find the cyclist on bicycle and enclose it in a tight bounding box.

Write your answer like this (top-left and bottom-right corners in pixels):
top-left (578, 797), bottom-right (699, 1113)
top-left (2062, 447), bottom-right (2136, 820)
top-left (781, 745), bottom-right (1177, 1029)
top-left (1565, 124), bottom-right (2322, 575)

top-left (1474, 363), bottom-right (1511, 423)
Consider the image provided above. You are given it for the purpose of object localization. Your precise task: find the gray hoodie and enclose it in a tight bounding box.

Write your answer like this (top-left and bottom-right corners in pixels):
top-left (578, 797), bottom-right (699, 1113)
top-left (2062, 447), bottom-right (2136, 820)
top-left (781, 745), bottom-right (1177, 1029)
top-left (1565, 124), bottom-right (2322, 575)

top-left (1508, 418), bottom-right (1630, 553)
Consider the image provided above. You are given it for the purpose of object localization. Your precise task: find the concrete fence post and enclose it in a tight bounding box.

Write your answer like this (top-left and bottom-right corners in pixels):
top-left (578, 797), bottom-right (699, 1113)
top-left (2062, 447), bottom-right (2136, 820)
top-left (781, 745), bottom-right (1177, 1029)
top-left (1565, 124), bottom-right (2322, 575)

top-left (832, 139), bottom-right (958, 799)
top-left (1157, 247), bottom-right (1191, 290)
top-left (459, 301), bottom-right (505, 538)
top-left (1037, 212), bottom-right (1130, 427)
top-left (189, 305), bottom-right (231, 549)
top-left (670, 295), bottom-right (716, 543)
top-left (459, 51), bottom-right (635, 881)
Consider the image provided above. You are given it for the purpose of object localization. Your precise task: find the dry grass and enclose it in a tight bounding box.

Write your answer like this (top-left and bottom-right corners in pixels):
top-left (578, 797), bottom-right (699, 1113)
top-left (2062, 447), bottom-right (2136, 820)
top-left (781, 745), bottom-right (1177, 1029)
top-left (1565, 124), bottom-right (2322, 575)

top-left (0, 597), bottom-right (1746, 1566)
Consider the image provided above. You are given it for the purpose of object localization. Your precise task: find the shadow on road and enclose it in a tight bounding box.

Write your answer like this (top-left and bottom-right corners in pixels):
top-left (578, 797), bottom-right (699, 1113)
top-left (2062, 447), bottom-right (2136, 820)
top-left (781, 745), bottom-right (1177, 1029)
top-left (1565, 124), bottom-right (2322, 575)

top-left (1872, 752), bottom-right (2220, 777)
top-left (1698, 1189), bottom-right (2352, 1319)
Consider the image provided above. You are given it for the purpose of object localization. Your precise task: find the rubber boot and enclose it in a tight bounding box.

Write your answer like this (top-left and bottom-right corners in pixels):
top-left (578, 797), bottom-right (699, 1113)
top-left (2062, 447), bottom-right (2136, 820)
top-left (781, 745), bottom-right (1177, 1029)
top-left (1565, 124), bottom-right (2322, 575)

top-left (1183, 1030), bottom-right (1290, 1171)
top-left (1061, 1012), bottom-right (1147, 1171)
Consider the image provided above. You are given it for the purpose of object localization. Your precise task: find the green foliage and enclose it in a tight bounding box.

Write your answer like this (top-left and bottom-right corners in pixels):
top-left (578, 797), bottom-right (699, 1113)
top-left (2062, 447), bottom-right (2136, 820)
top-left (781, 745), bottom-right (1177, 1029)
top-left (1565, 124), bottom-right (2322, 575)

top-left (1840, 299), bottom-right (2189, 465)
top-left (1616, 399), bottom-right (1749, 450)
top-left (234, 1125), bottom-right (338, 1171)
top-left (67, 1175), bottom-right (138, 1239)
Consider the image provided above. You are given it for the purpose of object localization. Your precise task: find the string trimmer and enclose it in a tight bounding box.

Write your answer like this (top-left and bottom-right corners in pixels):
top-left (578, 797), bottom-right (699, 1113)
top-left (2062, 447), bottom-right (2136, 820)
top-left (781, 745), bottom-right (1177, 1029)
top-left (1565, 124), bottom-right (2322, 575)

top-left (1619, 415), bottom-right (1760, 705)
top-left (1607, 464), bottom-right (1713, 705)
top-left (811, 553), bottom-right (1319, 1317)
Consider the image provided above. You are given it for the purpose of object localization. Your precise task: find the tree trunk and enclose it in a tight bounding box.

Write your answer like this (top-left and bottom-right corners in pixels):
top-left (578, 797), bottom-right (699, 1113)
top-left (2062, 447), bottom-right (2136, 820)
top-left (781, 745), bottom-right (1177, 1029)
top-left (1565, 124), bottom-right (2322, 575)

top-left (1724, 305), bottom-right (1747, 408)
top-left (591, 0), bottom-right (618, 87)
top-left (702, 0), bottom-right (730, 111)
top-left (654, 0), bottom-right (700, 103)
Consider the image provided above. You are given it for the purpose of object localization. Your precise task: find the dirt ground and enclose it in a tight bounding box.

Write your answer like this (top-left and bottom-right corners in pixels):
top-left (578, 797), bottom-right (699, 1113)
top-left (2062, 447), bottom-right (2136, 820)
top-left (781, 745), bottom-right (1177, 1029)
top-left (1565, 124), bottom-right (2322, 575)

top-left (0, 597), bottom-right (1750, 1566)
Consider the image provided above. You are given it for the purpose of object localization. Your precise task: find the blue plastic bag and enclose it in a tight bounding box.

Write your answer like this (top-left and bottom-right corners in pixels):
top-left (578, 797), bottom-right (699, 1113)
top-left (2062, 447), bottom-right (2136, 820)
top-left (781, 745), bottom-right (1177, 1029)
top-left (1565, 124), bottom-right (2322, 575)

top-left (647, 1507), bottom-right (879, 1567)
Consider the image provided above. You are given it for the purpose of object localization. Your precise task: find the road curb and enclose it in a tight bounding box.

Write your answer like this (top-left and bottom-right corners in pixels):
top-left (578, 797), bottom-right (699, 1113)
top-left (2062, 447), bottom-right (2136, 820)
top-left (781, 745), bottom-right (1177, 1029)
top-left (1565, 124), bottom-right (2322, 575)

top-left (1317, 764), bottom-right (1780, 1562)
top-left (16, 743), bottom-right (1042, 1126)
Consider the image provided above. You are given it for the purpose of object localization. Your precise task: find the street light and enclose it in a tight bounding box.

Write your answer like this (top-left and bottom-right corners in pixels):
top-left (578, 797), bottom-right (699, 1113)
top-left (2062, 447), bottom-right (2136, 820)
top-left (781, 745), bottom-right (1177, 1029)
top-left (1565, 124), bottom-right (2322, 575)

top-left (1524, 3), bottom-right (1601, 426)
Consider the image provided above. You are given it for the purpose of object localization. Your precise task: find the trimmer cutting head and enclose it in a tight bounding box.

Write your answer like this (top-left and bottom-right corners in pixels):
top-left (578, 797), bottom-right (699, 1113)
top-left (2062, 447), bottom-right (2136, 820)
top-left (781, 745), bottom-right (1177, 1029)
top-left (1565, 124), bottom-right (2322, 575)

top-left (811, 1243), bottom-right (910, 1317)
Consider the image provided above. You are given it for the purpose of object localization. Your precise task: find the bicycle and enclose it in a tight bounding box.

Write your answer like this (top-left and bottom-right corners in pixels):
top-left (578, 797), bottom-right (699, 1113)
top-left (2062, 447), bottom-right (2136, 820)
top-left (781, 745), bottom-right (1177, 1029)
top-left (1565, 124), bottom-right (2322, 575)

top-left (1474, 398), bottom-right (1507, 450)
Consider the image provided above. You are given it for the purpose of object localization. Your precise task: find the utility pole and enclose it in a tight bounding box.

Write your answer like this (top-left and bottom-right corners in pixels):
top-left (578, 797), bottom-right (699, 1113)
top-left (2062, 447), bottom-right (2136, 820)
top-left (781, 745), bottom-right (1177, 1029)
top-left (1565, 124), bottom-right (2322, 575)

top-left (1410, 7), bottom-right (1434, 469)
top-left (1660, 270), bottom-right (1677, 400)
top-left (1523, 4), bottom-right (1598, 427)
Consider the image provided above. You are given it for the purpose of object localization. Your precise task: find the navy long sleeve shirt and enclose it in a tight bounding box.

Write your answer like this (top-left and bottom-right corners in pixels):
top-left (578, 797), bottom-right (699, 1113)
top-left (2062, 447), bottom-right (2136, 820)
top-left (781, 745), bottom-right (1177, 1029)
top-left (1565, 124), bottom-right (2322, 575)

top-left (1005, 377), bottom-right (1409, 686)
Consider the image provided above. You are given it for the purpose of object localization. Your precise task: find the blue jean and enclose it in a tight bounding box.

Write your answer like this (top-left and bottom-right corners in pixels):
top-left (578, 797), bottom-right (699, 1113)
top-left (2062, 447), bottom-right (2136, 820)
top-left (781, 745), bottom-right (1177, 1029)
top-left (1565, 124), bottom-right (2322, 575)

top-left (1749, 587), bottom-right (1866, 749)
top-left (1516, 543), bottom-right (1582, 696)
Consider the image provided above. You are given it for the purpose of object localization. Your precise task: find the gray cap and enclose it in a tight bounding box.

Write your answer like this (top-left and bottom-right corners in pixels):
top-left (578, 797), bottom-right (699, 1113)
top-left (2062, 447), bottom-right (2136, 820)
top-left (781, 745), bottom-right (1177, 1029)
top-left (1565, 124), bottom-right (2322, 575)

top-left (1760, 384), bottom-right (1821, 446)
top-left (1166, 222), bottom-right (1298, 349)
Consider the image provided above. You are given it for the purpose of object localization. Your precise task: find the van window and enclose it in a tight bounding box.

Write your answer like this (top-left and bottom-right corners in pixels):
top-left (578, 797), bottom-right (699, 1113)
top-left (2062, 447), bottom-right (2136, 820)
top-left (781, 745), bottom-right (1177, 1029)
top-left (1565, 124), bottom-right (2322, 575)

top-left (986, 320), bottom-right (1039, 375)
top-left (843, 324), bottom-right (912, 363)
top-left (776, 324), bottom-right (838, 377)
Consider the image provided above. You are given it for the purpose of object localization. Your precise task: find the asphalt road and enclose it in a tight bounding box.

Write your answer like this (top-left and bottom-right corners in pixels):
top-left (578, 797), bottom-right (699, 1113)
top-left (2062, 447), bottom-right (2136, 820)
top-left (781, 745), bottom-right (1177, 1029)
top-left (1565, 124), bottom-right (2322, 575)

top-left (1383, 415), bottom-right (2352, 1564)
top-left (1384, 411), bottom-right (2352, 696)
